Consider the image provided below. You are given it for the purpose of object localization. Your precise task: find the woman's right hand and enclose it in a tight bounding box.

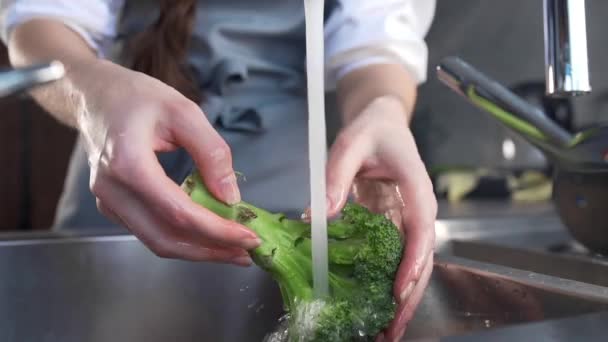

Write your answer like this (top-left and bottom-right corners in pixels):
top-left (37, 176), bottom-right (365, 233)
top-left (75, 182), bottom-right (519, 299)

top-left (73, 59), bottom-right (260, 265)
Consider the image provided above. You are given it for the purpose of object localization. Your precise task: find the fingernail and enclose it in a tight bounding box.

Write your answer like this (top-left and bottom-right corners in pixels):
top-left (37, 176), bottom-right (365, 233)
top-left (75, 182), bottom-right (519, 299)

top-left (231, 255), bottom-right (253, 266)
top-left (220, 175), bottom-right (240, 205)
top-left (400, 282), bottom-right (415, 302)
top-left (243, 237), bottom-right (262, 250)
top-left (300, 195), bottom-right (334, 220)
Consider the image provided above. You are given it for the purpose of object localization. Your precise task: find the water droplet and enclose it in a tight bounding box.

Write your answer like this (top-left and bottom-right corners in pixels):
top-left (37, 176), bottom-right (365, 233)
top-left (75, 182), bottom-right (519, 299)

top-left (358, 330), bottom-right (365, 337)
top-left (464, 311), bottom-right (472, 317)
top-left (248, 299), bottom-right (259, 309)
top-left (484, 319), bottom-right (492, 328)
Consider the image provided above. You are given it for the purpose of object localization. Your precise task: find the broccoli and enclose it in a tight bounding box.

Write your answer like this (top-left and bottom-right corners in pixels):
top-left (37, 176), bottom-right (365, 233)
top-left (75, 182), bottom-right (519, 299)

top-left (182, 172), bottom-right (404, 341)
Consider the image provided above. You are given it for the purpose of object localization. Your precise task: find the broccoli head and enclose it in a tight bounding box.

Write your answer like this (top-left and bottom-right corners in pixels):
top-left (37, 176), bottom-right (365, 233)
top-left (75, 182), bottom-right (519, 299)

top-left (182, 172), bottom-right (404, 341)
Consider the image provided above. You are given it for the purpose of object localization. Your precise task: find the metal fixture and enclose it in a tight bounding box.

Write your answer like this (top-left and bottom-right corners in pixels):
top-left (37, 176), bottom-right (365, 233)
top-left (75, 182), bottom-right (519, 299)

top-left (544, 0), bottom-right (591, 97)
top-left (0, 61), bottom-right (64, 98)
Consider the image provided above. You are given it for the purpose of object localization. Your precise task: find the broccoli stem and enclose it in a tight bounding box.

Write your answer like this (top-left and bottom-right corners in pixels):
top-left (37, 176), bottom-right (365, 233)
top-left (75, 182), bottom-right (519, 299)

top-left (182, 173), bottom-right (315, 306)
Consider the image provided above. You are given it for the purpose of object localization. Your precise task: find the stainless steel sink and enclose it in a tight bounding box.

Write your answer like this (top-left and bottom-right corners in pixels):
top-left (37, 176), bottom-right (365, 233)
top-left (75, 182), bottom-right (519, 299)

top-left (404, 254), bottom-right (608, 340)
top-left (446, 240), bottom-right (608, 288)
top-left (407, 206), bottom-right (608, 340)
top-left (1, 201), bottom-right (607, 341)
top-left (2, 235), bottom-right (608, 341)
top-left (435, 213), bottom-right (608, 288)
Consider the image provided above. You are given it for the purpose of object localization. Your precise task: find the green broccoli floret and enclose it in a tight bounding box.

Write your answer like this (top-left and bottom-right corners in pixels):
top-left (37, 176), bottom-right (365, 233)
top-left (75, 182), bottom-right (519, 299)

top-left (182, 172), bottom-right (404, 341)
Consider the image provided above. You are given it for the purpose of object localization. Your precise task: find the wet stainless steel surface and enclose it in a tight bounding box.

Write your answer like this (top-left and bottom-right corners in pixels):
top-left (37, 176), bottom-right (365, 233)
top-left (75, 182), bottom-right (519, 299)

top-left (0, 236), bottom-right (284, 342)
top-left (447, 240), bottom-right (608, 288)
top-left (0, 235), bottom-right (607, 340)
top-left (436, 203), bottom-right (608, 288)
top-left (405, 255), bottom-right (608, 340)
top-left (423, 311), bottom-right (608, 342)
top-left (2, 201), bottom-right (608, 341)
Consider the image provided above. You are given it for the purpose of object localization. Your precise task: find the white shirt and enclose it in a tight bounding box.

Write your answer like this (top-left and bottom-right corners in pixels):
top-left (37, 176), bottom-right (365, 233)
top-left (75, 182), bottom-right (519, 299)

top-left (0, 0), bottom-right (435, 87)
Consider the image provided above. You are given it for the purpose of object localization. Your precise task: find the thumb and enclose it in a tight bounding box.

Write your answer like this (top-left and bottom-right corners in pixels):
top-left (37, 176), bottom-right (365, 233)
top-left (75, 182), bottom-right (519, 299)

top-left (325, 132), bottom-right (372, 217)
top-left (170, 102), bottom-right (240, 204)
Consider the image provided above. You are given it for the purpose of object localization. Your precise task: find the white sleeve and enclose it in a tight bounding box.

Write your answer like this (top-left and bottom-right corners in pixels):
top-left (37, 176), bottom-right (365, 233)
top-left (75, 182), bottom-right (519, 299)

top-left (325, 0), bottom-right (436, 89)
top-left (0, 0), bottom-right (124, 57)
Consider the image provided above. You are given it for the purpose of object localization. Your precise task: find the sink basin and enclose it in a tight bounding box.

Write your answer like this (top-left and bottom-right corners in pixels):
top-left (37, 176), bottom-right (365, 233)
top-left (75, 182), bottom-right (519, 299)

top-left (435, 214), bottom-right (608, 288)
top-left (1, 236), bottom-right (608, 341)
top-left (446, 240), bottom-right (608, 288)
top-left (404, 254), bottom-right (608, 340)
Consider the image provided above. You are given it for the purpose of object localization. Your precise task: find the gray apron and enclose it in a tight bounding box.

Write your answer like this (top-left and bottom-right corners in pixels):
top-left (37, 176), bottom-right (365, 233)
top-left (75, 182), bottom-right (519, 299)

top-left (54, 0), bottom-right (328, 230)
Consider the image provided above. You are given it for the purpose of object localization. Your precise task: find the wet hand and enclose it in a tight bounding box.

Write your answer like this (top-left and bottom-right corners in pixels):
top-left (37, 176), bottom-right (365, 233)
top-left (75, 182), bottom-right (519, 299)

top-left (325, 96), bottom-right (437, 341)
top-left (76, 60), bottom-right (260, 265)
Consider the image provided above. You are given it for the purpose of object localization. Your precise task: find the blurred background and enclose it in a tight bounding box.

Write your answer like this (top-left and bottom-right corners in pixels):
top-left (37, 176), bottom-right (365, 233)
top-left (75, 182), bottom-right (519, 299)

top-left (2, 0), bottom-right (608, 232)
top-left (0, 46), bottom-right (75, 232)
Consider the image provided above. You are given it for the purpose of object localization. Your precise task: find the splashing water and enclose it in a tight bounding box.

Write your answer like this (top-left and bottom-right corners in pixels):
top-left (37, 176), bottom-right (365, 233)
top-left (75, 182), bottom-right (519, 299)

top-left (290, 300), bottom-right (326, 341)
top-left (264, 300), bottom-right (327, 342)
top-left (263, 315), bottom-right (291, 342)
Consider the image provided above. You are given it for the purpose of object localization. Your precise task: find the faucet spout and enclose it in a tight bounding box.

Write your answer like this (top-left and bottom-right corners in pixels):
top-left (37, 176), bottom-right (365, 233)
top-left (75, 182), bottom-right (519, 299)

top-left (544, 0), bottom-right (591, 97)
top-left (0, 62), bottom-right (64, 98)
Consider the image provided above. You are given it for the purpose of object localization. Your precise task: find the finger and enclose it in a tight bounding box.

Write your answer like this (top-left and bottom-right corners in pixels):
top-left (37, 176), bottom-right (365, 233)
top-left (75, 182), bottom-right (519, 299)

top-left (99, 143), bottom-right (260, 250)
top-left (385, 253), bottom-right (433, 342)
top-left (168, 100), bottom-right (240, 205)
top-left (96, 198), bottom-right (123, 224)
top-left (169, 221), bottom-right (253, 264)
top-left (394, 208), bottom-right (434, 302)
top-left (168, 220), bottom-right (254, 265)
top-left (94, 176), bottom-right (254, 264)
top-left (139, 163), bottom-right (260, 250)
top-left (325, 130), bottom-right (373, 217)
top-left (163, 241), bottom-right (252, 266)
top-left (393, 162), bottom-right (437, 300)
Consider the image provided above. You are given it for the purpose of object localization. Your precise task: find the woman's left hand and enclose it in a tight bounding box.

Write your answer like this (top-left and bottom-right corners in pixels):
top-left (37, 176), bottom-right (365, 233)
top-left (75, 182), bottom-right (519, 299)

top-left (325, 96), bottom-right (437, 342)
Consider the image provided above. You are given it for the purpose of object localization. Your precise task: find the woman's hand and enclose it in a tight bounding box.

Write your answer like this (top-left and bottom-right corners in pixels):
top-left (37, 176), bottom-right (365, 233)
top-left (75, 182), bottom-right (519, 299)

top-left (326, 96), bottom-right (437, 341)
top-left (74, 59), bottom-right (260, 264)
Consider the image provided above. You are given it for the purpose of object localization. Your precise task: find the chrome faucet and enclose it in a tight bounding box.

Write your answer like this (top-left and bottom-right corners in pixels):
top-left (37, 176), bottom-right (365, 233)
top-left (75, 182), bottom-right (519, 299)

top-left (544, 0), bottom-right (591, 97)
top-left (0, 61), bottom-right (64, 98)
